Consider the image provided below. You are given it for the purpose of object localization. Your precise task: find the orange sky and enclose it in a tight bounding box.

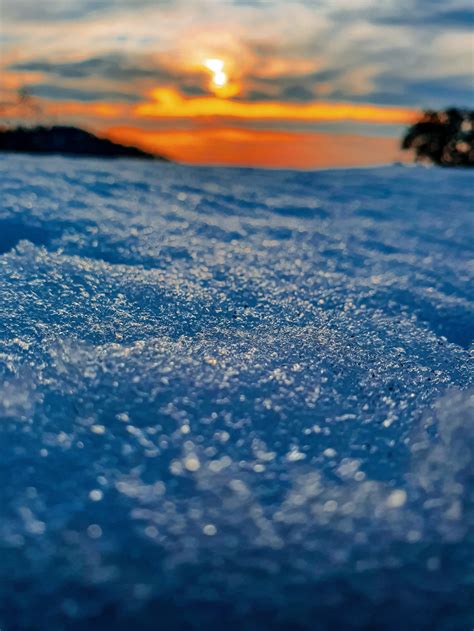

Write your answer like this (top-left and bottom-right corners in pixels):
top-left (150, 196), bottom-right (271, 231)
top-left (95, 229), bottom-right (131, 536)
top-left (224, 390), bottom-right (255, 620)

top-left (105, 125), bottom-right (409, 169)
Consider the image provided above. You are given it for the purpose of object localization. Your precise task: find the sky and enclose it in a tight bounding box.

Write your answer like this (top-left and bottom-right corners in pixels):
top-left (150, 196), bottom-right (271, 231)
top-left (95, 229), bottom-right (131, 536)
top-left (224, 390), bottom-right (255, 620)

top-left (0, 0), bottom-right (473, 168)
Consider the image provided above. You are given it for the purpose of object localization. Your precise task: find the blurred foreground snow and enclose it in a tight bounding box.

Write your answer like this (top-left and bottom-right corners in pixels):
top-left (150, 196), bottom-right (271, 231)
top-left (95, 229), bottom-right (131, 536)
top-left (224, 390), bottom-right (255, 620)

top-left (0, 156), bottom-right (473, 630)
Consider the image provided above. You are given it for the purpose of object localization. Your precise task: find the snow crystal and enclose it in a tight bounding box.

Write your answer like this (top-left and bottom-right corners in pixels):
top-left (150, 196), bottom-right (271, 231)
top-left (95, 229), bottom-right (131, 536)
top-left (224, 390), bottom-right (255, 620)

top-left (0, 155), bottom-right (473, 630)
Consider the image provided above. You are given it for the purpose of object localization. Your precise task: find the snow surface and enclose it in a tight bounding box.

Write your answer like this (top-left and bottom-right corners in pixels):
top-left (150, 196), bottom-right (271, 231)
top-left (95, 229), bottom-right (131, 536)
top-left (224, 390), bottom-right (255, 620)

top-left (0, 155), bottom-right (473, 630)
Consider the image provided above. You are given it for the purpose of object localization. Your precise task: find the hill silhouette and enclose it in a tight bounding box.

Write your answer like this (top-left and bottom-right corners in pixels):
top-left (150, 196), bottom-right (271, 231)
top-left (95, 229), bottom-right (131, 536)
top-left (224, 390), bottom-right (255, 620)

top-left (0, 125), bottom-right (168, 161)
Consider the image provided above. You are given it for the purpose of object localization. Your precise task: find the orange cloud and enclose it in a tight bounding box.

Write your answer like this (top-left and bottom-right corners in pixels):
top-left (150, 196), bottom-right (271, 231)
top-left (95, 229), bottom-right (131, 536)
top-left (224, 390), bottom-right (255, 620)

top-left (136, 88), bottom-right (417, 124)
top-left (104, 125), bottom-right (408, 169)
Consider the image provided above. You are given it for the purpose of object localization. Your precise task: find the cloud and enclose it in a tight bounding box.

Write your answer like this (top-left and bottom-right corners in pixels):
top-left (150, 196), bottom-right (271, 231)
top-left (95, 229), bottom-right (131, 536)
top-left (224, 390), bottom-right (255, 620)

top-left (0, 0), bottom-right (178, 22)
top-left (280, 86), bottom-right (315, 102)
top-left (9, 53), bottom-right (213, 102)
top-left (10, 54), bottom-right (169, 81)
top-left (1, 0), bottom-right (473, 122)
top-left (23, 83), bottom-right (141, 103)
top-left (372, 4), bottom-right (474, 28)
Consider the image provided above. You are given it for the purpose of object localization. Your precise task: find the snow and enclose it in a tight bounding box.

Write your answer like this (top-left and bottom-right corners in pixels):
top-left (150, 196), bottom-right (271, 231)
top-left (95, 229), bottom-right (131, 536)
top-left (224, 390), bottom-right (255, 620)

top-left (0, 155), bottom-right (473, 630)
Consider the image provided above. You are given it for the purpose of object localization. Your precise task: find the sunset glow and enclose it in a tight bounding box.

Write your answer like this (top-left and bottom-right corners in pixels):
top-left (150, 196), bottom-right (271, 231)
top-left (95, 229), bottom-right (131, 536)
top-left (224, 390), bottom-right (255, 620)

top-left (137, 88), bottom-right (416, 124)
top-left (1, 0), bottom-right (471, 168)
top-left (105, 125), bottom-right (409, 169)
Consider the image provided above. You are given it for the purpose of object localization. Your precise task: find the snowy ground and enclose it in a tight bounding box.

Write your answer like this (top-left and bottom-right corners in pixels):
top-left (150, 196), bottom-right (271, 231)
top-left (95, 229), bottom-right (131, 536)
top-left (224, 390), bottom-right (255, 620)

top-left (0, 155), bottom-right (473, 630)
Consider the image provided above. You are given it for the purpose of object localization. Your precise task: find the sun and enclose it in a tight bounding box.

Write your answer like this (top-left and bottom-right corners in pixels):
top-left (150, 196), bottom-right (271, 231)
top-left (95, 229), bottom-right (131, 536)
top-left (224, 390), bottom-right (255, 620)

top-left (201, 57), bottom-right (241, 97)
top-left (203, 58), bottom-right (228, 87)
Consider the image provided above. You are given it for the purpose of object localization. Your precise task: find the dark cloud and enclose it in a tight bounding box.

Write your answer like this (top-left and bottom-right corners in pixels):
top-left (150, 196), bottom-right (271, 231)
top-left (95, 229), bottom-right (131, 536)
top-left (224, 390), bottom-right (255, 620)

top-left (397, 76), bottom-right (474, 108)
top-left (5, 0), bottom-right (471, 29)
top-left (279, 86), bottom-right (316, 101)
top-left (11, 53), bottom-right (228, 103)
top-left (248, 68), bottom-right (342, 88)
top-left (23, 83), bottom-right (141, 102)
top-left (10, 53), bottom-right (215, 98)
top-left (240, 69), bottom-right (344, 103)
top-left (179, 83), bottom-right (209, 97)
top-left (373, 5), bottom-right (474, 29)
top-left (329, 74), bottom-right (474, 108)
top-left (10, 54), bottom-right (168, 81)
top-left (2, 0), bottom-right (110, 22)
top-left (324, 0), bottom-right (473, 31)
top-left (236, 90), bottom-right (275, 102)
top-left (240, 118), bottom-right (405, 137)
top-left (2, 0), bottom-right (177, 22)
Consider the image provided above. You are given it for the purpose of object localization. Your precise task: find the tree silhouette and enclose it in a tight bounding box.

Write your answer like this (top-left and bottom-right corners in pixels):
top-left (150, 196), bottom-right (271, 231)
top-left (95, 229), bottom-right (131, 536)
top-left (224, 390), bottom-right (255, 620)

top-left (0, 87), bottom-right (40, 115)
top-left (402, 108), bottom-right (474, 166)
